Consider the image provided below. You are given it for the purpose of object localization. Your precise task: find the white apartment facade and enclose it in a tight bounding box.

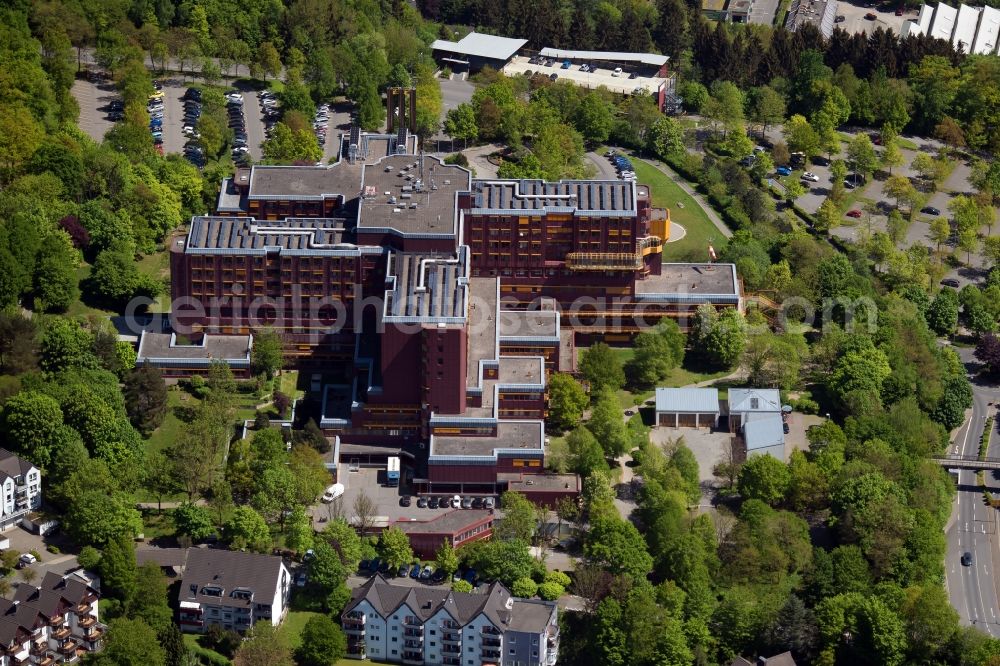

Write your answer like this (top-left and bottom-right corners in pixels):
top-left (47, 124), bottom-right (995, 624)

top-left (0, 449), bottom-right (41, 532)
top-left (176, 548), bottom-right (291, 633)
top-left (343, 576), bottom-right (558, 666)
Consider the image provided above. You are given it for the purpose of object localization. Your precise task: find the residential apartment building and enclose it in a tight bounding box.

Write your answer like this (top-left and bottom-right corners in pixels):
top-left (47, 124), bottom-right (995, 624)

top-left (0, 450), bottom-right (41, 532)
top-left (342, 575), bottom-right (559, 666)
top-left (0, 570), bottom-right (104, 665)
top-left (176, 549), bottom-right (291, 633)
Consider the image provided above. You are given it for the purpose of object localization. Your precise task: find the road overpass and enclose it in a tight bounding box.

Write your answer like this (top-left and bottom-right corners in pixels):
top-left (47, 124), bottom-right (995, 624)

top-left (935, 455), bottom-right (1000, 472)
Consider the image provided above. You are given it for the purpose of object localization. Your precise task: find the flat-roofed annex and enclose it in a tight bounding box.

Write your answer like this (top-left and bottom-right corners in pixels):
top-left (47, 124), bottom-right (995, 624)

top-left (247, 162), bottom-right (362, 201)
top-left (634, 263), bottom-right (741, 301)
top-left (359, 154), bottom-right (471, 236)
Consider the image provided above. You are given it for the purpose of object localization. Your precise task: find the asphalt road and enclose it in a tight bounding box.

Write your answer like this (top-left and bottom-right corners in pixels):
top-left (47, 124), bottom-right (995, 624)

top-left (945, 346), bottom-right (1000, 634)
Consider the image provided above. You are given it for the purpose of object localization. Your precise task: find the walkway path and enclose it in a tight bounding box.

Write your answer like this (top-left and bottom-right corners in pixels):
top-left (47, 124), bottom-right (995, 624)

top-left (638, 155), bottom-right (733, 240)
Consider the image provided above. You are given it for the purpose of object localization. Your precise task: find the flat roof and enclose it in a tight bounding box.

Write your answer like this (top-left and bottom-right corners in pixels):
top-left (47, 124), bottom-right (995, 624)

top-left (431, 31), bottom-right (528, 62)
top-left (499, 473), bottom-right (579, 491)
top-left (634, 263), bottom-right (740, 300)
top-left (248, 162), bottom-right (361, 201)
top-left (538, 47), bottom-right (668, 67)
top-left (396, 509), bottom-right (493, 535)
top-left (498, 357), bottom-right (543, 385)
top-left (467, 277), bottom-right (499, 387)
top-left (359, 155), bottom-right (470, 236)
top-left (499, 310), bottom-right (558, 340)
top-left (430, 420), bottom-right (544, 458)
top-left (655, 387), bottom-right (720, 414)
top-left (470, 180), bottom-right (636, 216)
top-left (183, 217), bottom-right (353, 254)
top-left (137, 332), bottom-right (251, 362)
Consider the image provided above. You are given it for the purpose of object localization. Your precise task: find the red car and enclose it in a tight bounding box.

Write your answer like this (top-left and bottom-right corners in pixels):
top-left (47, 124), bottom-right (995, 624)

top-left (865, 11), bottom-right (877, 19)
top-left (846, 209), bottom-right (862, 218)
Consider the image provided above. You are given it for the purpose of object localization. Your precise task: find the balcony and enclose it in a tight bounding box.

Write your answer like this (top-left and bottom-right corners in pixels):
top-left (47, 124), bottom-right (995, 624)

top-left (403, 617), bottom-right (423, 627)
top-left (481, 637), bottom-right (501, 648)
top-left (73, 603), bottom-right (92, 615)
top-left (442, 630), bottom-right (461, 643)
top-left (403, 639), bottom-right (422, 649)
top-left (50, 627), bottom-right (71, 641)
top-left (401, 650), bottom-right (423, 664)
top-left (31, 641), bottom-right (47, 656)
top-left (546, 650), bottom-right (558, 665)
top-left (481, 648), bottom-right (501, 660)
top-left (480, 626), bottom-right (501, 636)
top-left (403, 628), bottom-right (423, 638)
top-left (58, 640), bottom-right (78, 655)
top-left (38, 656), bottom-right (56, 666)
top-left (443, 658), bottom-right (461, 666)
top-left (77, 617), bottom-right (96, 629)
top-left (83, 626), bottom-right (105, 642)
top-left (442, 644), bottom-right (461, 654)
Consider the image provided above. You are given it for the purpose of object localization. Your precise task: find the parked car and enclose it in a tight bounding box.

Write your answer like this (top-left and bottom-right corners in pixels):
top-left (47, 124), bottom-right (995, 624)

top-left (321, 483), bottom-right (344, 502)
top-left (835, 14), bottom-right (846, 22)
top-left (410, 565), bottom-right (421, 579)
top-left (783, 422), bottom-right (790, 434)
top-left (398, 563), bottom-right (411, 577)
top-left (612, 67), bottom-right (623, 77)
top-left (846, 209), bottom-right (863, 218)
top-left (461, 497), bottom-right (473, 509)
top-left (921, 206), bottom-right (941, 216)
top-left (865, 11), bottom-right (877, 19)
top-left (416, 496), bottom-right (428, 508)
top-left (400, 495), bottom-right (412, 507)
top-left (561, 60), bottom-right (571, 69)
top-left (549, 73), bottom-right (558, 81)
top-left (472, 497), bottom-right (484, 509)
top-left (483, 497), bottom-right (495, 509)
top-left (428, 496), bottom-right (440, 509)
top-left (801, 172), bottom-right (819, 182)
top-left (941, 278), bottom-right (961, 288)
top-left (776, 166), bottom-right (792, 176)
top-left (420, 566), bottom-right (434, 580)
top-left (450, 495), bottom-right (461, 508)
top-left (18, 553), bottom-right (35, 568)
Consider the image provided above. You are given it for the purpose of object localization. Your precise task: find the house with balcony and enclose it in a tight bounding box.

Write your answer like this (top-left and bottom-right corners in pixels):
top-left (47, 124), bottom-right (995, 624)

top-left (176, 548), bottom-right (290, 634)
top-left (0, 569), bottom-right (105, 665)
top-left (0, 450), bottom-right (41, 532)
top-left (342, 574), bottom-right (559, 666)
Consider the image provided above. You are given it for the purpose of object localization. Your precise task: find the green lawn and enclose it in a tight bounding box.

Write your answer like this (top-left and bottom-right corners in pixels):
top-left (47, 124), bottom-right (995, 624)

top-left (609, 347), bottom-right (733, 408)
top-left (136, 247), bottom-right (171, 312)
top-left (183, 634), bottom-right (232, 665)
top-left (629, 157), bottom-right (725, 262)
top-left (278, 611), bottom-right (323, 650)
top-left (145, 390), bottom-right (194, 456)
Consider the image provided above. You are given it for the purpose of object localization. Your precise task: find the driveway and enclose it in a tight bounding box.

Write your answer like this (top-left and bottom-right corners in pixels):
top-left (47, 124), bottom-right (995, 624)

top-left (650, 426), bottom-right (733, 503)
top-left (836, 2), bottom-right (911, 35)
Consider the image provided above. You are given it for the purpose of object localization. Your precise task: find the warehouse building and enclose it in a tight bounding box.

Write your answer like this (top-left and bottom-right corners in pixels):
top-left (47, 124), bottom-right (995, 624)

top-left (431, 31), bottom-right (528, 72)
top-left (654, 387), bottom-right (721, 428)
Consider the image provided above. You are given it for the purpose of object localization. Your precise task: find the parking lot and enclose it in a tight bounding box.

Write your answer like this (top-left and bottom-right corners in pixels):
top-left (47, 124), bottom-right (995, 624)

top-left (312, 466), bottom-right (497, 529)
top-left (650, 427), bottom-right (734, 501)
top-left (503, 56), bottom-right (666, 96)
top-left (836, 2), bottom-right (911, 35)
top-left (155, 80), bottom-right (189, 155)
top-left (71, 78), bottom-right (116, 142)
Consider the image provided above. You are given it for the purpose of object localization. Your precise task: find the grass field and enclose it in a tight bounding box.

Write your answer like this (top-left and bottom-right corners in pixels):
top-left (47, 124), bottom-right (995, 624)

top-left (628, 157), bottom-right (725, 262)
top-left (608, 347), bottom-right (733, 408)
top-left (278, 611), bottom-right (323, 650)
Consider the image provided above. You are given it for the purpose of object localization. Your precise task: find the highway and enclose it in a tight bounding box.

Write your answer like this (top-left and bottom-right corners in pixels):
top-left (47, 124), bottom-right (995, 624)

top-left (944, 346), bottom-right (1000, 634)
